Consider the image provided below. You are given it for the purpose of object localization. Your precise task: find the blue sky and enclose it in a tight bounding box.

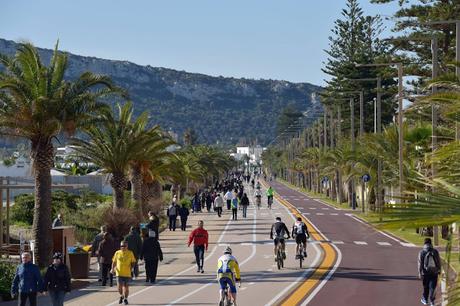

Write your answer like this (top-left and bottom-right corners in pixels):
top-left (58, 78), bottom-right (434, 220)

top-left (0, 1), bottom-right (403, 86)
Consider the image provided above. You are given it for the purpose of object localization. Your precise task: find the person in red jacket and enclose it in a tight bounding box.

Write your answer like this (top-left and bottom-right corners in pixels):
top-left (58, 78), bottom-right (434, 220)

top-left (188, 220), bottom-right (209, 273)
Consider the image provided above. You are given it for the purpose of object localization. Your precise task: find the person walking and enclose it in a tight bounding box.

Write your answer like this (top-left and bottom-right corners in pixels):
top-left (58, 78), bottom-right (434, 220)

top-left (91, 225), bottom-right (107, 282)
top-left (231, 197), bottom-right (239, 220)
top-left (146, 211), bottom-right (160, 241)
top-left (11, 252), bottom-right (43, 306)
top-left (179, 203), bottom-right (190, 231)
top-left (418, 238), bottom-right (441, 306)
top-left (52, 214), bottom-right (63, 228)
top-left (140, 232), bottom-right (163, 283)
top-left (43, 253), bottom-right (71, 306)
top-left (111, 241), bottom-right (136, 305)
top-left (124, 226), bottom-right (142, 280)
top-left (167, 199), bottom-right (179, 231)
top-left (192, 193), bottom-right (201, 213)
top-left (224, 190), bottom-right (233, 210)
top-left (214, 193), bottom-right (224, 217)
top-left (206, 193), bottom-right (213, 212)
top-left (98, 232), bottom-right (117, 287)
top-left (241, 193), bottom-right (250, 218)
top-left (188, 220), bottom-right (209, 273)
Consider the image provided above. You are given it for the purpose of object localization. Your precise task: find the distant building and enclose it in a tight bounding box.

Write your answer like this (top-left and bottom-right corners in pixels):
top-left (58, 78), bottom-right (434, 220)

top-left (234, 145), bottom-right (265, 164)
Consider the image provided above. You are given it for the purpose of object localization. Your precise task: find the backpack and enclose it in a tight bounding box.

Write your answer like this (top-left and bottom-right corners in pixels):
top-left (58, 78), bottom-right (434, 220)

top-left (168, 205), bottom-right (177, 216)
top-left (294, 222), bottom-right (305, 235)
top-left (424, 250), bottom-right (439, 274)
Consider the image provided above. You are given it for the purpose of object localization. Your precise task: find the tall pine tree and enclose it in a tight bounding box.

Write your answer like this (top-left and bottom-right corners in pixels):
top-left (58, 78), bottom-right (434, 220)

top-left (322, 0), bottom-right (397, 134)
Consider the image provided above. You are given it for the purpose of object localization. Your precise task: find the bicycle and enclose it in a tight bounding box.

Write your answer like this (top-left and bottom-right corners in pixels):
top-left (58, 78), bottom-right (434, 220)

top-left (296, 241), bottom-right (306, 269)
top-left (267, 196), bottom-right (273, 209)
top-left (275, 240), bottom-right (284, 270)
top-left (219, 279), bottom-right (240, 306)
top-left (255, 196), bottom-right (261, 209)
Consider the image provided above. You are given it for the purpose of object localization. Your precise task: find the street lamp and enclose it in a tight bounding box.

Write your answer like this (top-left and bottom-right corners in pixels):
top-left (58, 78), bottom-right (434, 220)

top-left (356, 62), bottom-right (404, 198)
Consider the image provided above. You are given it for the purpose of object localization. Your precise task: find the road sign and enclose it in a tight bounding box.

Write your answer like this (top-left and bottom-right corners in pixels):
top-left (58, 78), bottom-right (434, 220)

top-left (362, 174), bottom-right (371, 183)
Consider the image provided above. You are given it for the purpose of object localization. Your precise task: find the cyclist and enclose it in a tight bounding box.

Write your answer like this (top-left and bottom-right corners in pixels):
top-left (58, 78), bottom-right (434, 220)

top-left (254, 189), bottom-right (262, 208)
top-left (292, 216), bottom-right (310, 259)
top-left (266, 186), bottom-right (274, 208)
top-left (217, 246), bottom-right (241, 306)
top-left (270, 217), bottom-right (290, 260)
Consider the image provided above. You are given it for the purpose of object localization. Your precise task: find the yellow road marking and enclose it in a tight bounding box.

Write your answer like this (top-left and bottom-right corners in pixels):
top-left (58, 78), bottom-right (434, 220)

top-left (264, 183), bottom-right (338, 306)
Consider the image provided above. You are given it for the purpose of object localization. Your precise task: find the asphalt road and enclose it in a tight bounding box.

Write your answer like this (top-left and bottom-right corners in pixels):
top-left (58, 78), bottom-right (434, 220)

top-left (100, 189), bottom-right (323, 306)
top-left (270, 180), bottom-right (422, 306)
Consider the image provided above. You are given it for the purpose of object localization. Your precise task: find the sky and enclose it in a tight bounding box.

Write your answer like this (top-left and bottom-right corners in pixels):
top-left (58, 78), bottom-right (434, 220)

top-left (0, 0), bottom-right (403, 86)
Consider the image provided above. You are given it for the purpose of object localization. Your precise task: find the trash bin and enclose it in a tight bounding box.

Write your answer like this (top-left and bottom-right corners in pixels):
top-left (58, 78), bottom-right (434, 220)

top-left (68, 250), bottom-right (90, 279)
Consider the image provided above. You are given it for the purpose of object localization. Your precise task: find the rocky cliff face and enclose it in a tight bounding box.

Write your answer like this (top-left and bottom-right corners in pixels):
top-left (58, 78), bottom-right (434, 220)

top-left (0, 38), bottom-right (322, 145)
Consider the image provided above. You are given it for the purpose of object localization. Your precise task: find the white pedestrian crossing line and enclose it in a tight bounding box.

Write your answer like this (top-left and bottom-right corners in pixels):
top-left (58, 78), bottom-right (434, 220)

top-left (377, 242), bottom-right (391, 246)
top-left (354, 241), bottom-right (368, 245)
top-left (316, 213), bottom-right (324, 215)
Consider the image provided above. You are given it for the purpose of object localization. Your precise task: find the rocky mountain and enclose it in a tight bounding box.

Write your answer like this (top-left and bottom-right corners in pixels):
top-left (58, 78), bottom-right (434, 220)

top-left (0, 38), bottom-right (322, 145)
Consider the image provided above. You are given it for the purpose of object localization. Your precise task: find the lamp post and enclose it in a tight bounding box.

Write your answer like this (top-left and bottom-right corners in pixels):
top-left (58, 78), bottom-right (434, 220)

top-left (346, 77), bottom-right (383, 212)
top-left (356, 62), bottom-right (404, 198)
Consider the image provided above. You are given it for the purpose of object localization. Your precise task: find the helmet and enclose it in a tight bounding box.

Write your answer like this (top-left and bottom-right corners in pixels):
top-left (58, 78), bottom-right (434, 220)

top-left (224, 246), bottom-right (232, 254)
top-left (52, 252), bottom-right (63, 260)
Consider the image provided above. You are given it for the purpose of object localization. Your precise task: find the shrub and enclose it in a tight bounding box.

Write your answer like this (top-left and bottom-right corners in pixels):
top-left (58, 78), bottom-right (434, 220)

top-left (12, 191), bottom-right (79, 225)
top-left (179, 196), bottom-right (192, 209)
top-left (0, 261), bottom-right (17, 301)
top-left (103, 207), bottom-right (138, 241)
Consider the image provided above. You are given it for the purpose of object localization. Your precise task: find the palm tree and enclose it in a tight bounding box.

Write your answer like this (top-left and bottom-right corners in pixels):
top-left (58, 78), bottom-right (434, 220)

top-left (0, 42), bottom-right (121, 267)
top-left (72, 102), bottom-right (157, 210)
top-left (129, 128), bottom-right (174, 217)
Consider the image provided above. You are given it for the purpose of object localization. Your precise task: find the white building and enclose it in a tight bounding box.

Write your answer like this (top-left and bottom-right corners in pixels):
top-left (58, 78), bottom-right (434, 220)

top-left (234, 145), bottom-right (266, 164)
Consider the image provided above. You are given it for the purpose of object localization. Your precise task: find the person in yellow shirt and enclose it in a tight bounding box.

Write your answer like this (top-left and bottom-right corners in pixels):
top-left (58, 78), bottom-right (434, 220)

top-left (217, 246), bottom-right (241, 306)
top-left (111, 241), bottom-right (136, 305)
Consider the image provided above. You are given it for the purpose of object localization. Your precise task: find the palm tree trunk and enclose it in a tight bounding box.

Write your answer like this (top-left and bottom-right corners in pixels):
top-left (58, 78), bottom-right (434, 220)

top-left (336, 170), bottom-right (343, 204)
top-left (31, 140), bottom-right (54, 268)
top-left (110, 171), bottom-right (127, 210)
top-left (130, 164), bottom-right (143, 217)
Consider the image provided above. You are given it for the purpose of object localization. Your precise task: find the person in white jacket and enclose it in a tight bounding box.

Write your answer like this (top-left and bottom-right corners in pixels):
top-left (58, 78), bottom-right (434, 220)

top-left (214, 194), bottom-right (224, 217)
top-left (224, 190), bottom-right (233, 210)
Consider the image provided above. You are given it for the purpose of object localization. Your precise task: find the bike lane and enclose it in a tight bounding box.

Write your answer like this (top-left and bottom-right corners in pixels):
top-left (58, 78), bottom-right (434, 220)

top-left (270, 180), bottom-right (420, 306)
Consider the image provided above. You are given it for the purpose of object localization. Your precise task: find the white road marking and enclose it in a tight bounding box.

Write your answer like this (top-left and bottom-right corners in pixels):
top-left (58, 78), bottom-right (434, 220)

top-left (401, 242), bottom-right (417, 247)
top-left (309, 207), bottom-right (317, 210)
top-left (330, 213), bottom-right (339, 216)
top-left (345, 213), bottom-right (405, 244)
top-left (321, 208), bottom-right (329, 210)
top-left (265, 242), bottom-right (322, 306)
top-left (105, 215), bottom-right (235, 306)
top-left (167, 194), bottom-right (259, 306)
top-left (303, 212), bottom-right (311, 215)
top-left (241, 242), bottom-right (253, 245)
top-left (316, 213), bottom-right (324, 215)
top-left (331, 241), bottom-right (344, 245)
top-left (377, 242), bottom-right (391, 246)
top-left (354, 241), bottom-right (368, 245)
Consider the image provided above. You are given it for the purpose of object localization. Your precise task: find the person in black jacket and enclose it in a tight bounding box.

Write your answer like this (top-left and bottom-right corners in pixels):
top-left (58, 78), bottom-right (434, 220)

top-left (146, 211), bottom-right (160, 240)
top-left (418, 238), bottom-right (441, 306)
top-left (179, 203), bottom-right (190, 231)
top-left (43, 253), bottom-right (71, 306)
top-left (140, 232), bottom-right (163, 283)
top-left (241, 193), bottom-right (250, 218)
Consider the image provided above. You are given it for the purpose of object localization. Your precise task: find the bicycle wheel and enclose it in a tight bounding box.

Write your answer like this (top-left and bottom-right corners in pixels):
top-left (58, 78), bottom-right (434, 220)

top-left (276, 248), bottom-right (281, 270)
top-left (299, 253), bottom-right (303, 269)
